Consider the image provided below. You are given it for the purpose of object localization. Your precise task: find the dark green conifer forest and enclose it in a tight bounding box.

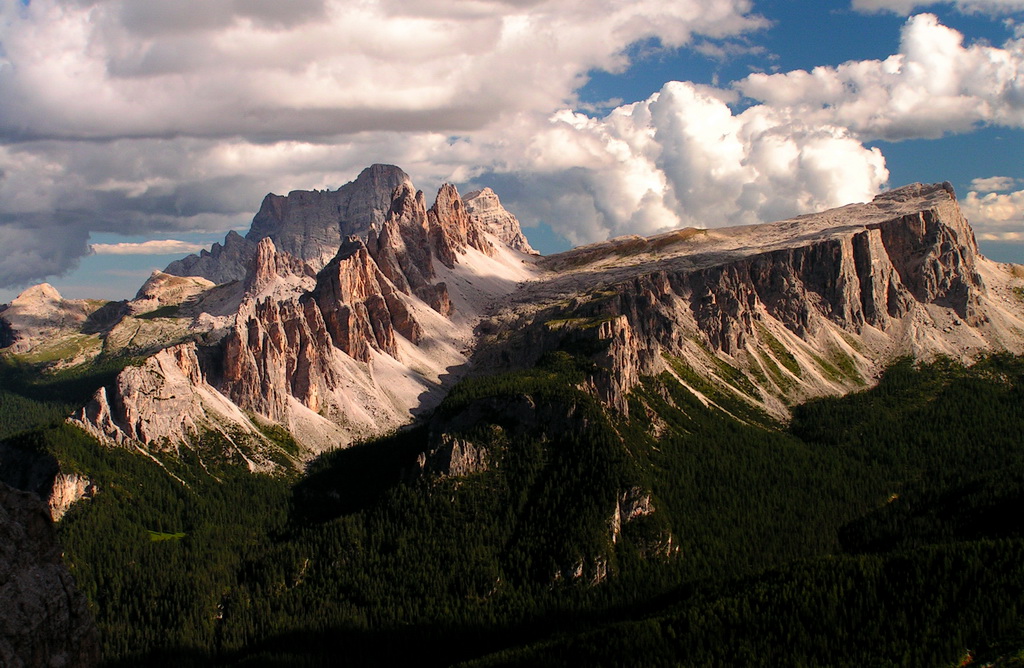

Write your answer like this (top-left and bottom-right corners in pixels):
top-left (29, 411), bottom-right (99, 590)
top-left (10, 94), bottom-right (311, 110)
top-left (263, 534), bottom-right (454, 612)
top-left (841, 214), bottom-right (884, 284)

top-left (2, 352), bottom-right (1024, 666)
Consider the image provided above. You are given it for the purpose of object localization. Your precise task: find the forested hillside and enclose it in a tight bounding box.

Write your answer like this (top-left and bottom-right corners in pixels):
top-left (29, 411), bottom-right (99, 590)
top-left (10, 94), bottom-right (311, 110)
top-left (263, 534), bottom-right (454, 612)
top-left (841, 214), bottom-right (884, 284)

top-left (2, 353), bottom-right (1023, 666)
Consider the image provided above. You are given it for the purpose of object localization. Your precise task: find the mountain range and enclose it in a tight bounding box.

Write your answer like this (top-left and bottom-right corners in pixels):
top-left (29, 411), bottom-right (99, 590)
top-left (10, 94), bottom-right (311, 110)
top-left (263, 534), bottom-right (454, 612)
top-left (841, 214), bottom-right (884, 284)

top-left (2, 165), bottom-right (1024, 666)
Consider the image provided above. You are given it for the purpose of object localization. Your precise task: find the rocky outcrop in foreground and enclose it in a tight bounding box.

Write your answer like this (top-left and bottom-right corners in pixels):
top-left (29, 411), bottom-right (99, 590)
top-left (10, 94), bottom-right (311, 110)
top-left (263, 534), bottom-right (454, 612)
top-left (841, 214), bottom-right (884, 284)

top-left (0, 482), bottom-right (99, 667)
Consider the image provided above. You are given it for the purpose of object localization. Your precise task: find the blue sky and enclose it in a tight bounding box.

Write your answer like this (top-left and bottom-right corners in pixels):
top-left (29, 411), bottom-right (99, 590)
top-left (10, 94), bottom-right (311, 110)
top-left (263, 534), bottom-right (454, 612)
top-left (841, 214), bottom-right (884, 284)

top-left (0, 0), bottom-right (1021, 303)
top-left (570, 2), bottom-right (1024, 261)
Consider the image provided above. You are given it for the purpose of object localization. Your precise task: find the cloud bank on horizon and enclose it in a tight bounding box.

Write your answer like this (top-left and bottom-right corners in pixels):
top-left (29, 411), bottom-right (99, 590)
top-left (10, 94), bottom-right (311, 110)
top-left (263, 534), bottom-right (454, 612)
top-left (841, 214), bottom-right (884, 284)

top-left (0, 0), bottom-right (1022, 290)
top-left (854, 0), bottom-right (1024, 14)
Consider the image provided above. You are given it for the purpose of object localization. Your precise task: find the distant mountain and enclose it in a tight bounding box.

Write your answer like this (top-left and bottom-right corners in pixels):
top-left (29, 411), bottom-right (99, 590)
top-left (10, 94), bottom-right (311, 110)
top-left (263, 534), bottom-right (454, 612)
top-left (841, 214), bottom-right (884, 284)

top-left (1, 174), bottom-right (1023, 506)
top-left (4, 170), bottom-right (1024, 666)
top-left (471, 182), bottom-right (1024, 418)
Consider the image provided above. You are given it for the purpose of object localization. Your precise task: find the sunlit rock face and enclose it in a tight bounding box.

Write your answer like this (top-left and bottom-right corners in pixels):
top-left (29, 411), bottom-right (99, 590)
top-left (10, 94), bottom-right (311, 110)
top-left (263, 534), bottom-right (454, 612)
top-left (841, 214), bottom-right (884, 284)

top-left (471, 182), bottom-right (1021, 418)
top-left (39, 175), bottom-right (1024, 472)
top-left (464, 187), bottom-right (536, 255)
top-left (72, 172), bottom-right (539, 459)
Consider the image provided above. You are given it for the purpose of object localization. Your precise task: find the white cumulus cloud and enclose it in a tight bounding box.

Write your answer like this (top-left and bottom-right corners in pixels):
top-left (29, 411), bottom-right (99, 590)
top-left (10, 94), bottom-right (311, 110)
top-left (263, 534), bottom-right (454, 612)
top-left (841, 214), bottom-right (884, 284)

top-left (970, 176), bottom-right (1020, 192)
top-left (455, 12), bottom-right (1023, 247)
top-left (0, 0), bottom-right (767, 287)
top-left (0, 0), bottom-right (766, 142)
top-left (91, 240), bottom-right (210, 255)
top-left (962, 188), bottom-right (1024, 241)
top-left (737, 13), bottom-right (1024, 141)
top-left (0, 4), bottom-right (1022, 288)
top-left (464, 82), bottom-right (888, 245)
top-left (853, 0), bottom-right (1024, 15)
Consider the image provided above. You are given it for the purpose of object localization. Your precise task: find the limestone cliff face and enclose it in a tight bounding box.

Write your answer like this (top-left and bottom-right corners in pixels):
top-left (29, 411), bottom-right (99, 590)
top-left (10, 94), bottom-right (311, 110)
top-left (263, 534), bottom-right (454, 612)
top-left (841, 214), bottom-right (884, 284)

top-left (672, 183), bottom-right (984, 351)
top-left (417, 393), bottom-right (551, 478)
top-left (0, 284), bottom-right (96, 354)
top-left (164, 230), bottom-right (257, 286)
top-left (218, 233), bottom-right (425, 426)
top-left (242, 237), bottom-right (316, 299)
top-left (165, 164), bottom-right (412, 284)
top-left (610, 487), bottom-right (655, 545)
top-left (47, 473), bottom-right (96, 522)
top-left (464, 187), bottom-right (536, 254)
top-left (476, 183), bottom-right (1021, 417)
top-left (247, 164), bottom-right (412, 271)
top-left (216, 179), bottom-right (509, 431)
top-left (0, 443), bottom-right (95, 521)
top-left (366, 184), bottom-right (452, 315)
top-left (222, 297), bottom-right (336, 421)
top-left (868, 183), bottom-right (983, 322)
top-left (219, 231), bottom-right (425, 423)
top-left (418, 433), bottom-right (490, 477)
top-left (70, 342), bottom-right (293, 472)
top-left (428, 183), bottom-right (494, 268)
top-left (74, 343), bottom-right (216, 446)
top-left (64, 171), bottom-right (1021, 472)
top-left (73, 175), bottom-right (529, 458)
top-left (0, 482), bottom-right (99, 668)
top-left (309, 237), bottom-right (420, 361)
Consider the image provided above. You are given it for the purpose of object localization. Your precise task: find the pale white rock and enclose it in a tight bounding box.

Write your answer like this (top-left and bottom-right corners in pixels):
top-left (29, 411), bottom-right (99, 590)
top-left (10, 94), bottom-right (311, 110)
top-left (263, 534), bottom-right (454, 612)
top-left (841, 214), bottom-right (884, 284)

top-left (166, 165), bottom-right (413, 285)
top-left (69, 343), bottom-right (288, 473)
top-left (47, 473), bottom-right (96, 522)
top-left (419, 434), bottom-right (489, 477)
top-left (247, 164), bottom-right (413, 271)
top-left (164, 230), bottom-right (257, 286)
top-left (476, 182), bottom-right (1024, 421)
top-left (0, 284), bottom-right (97, 354)
top-left (610, 487), bottom-right (655, 544)
top-left (464, 187), bottom-right (537, 255)
top-left (72, 178), bottom-right (541, 462)
top-left (128, 272), bottom-right (215, 316)
top-left (60, 177), bottom-right (1024, 476)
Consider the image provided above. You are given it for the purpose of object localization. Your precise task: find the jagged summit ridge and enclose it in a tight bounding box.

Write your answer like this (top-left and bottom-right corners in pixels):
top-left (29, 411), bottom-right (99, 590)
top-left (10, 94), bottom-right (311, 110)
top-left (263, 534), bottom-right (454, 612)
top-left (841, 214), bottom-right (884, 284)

top-left (246, 164), bottom-right (413, 270)
top-left (5, 173), bottom-right (1020, 483)
top-left (68, 173), bottom-right (540, 457)
top-left (165, 164), bottom-right (414, 284)
top-left (464, 187), bottom-right (536, 254)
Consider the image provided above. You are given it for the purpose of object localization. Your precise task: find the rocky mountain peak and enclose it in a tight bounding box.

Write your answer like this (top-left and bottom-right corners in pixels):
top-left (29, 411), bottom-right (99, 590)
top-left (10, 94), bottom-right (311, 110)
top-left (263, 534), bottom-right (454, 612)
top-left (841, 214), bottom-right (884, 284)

top-left (428, 183), bottom-right (494, 268)
top-left (63, 165), bottom-right (1024, 479)
top-left (163, 230), bottom-right (256, 286)
top-left (166, 165), bottom-right (414, 285)
top-left (308, 236), bottom-right (420, 362)
top-left (242, 237), bottom-right (316, 299)
top-left (367, 184), bottom-right (435, 294)
top-left (473, 181), bottom-right (1023, 419)
top-left (0, 283), bottom-right (96, 354)
top-left (68, 167), bottom-right (541, 460)
top-left (12, 282), bottom-right (63, 305)
top-left (244, 163), bottom-right (413, 271)
top-left (464, 187), bottom-right (536, 254)
top-left (128, 271), bottom-right (215, 316)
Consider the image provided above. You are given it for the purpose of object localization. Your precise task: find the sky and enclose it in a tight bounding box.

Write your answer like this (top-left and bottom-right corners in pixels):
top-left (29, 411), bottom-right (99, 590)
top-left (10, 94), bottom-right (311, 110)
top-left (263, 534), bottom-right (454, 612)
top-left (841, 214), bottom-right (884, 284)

top-left (0, 0), bottom-right (1022, 303)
